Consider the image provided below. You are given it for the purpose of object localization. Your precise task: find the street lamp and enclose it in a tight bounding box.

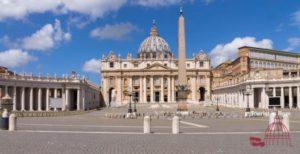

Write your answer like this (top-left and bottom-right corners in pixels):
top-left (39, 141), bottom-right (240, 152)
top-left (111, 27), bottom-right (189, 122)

top-left (124, 90), bottom-right (133, 113)
top-left (216, 96), bottom-right (220, 111)
top-left (244, 84), bottom-right (252, 112)
top-left (133, 92), bottom-right (138, 113)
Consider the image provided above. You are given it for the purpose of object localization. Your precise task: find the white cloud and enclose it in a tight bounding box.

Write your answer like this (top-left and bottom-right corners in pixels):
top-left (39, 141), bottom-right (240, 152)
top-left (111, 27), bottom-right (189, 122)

top-left (83, 58), bottom-right (101, 74)
top-left (133, 0), bottom-right (179, 7)
top-left (3, 19), bottom-right (71, 51)
top-left (0, 0), bottom-right (127, 21)
top-left (0, 49), bottom-right (36, 68)
top-left (90, 22), bottom-right (139, 40)
top-left (202, 0), bottom-right (214, 5)
top-left (209, 37), bottom-right (273, 66)
top-left (286, 37), bottom-right (300, 51)
top-left (132, 0), bottom-right (194, 7)
top-left (292, 10), bottom-right (300, 26)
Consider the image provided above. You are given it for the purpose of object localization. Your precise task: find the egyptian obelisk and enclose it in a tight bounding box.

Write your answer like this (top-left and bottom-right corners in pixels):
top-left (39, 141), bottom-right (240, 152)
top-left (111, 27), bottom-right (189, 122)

top-left (177, 2), bottom-right (188, 107)
top-left (178, 4), bottom-right (187, 86)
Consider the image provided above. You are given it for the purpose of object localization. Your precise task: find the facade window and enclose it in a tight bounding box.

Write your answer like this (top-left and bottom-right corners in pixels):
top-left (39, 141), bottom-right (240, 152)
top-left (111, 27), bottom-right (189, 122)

top-left (153, 53), bottom-right (156, 59)
top-left (147, 64), bottom-right (150, 67)
top-left (187, 63), bottom-right (190, 68)
top-left (110, 62), bottom-right (114, 68)
top-left (134, 64), bottom-right (138, 68)
top-left (200, 61), bottom-right (204, 67)
top-left (123, 64), bottom-right (127, 68)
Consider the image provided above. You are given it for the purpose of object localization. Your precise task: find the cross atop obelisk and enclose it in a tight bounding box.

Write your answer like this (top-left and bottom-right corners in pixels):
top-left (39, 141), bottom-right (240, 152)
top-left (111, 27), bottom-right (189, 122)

top-left (178, 0), bottom-right (187, 86)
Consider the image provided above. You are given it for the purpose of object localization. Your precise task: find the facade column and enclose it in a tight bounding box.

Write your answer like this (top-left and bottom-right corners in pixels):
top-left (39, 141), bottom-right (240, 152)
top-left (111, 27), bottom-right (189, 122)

top-left (13, 86), bottom-right (17, 111)
top-left (280, 87), bottom-right (284, 108)
top-left (297, 86), bottom-right (300, 109)
top-left (21, 87), bottom-right (25, 111)
top-left (4, 85), bottom-right (8, 96)
top-left (102, 78), bottom-right (108, 106)
top-left (29, 88), bottom-right (33, 111)
top-left (160, 77), bottom-right (164, 103)
top-left (261, 87), bottom-right (267, 109)
top-left (192, 77), bottom-right (196, 101)
top-left (171, 77), bottom-right (175, 102)
top-left (46, 88), bottom-right (50, 111)
top-left (65, 89), bottom-right (69, 111)
top-left (273, 87), bottom-right (276, 97)
top-left (77, 89), bottom-right (81, 110)
top-left (117, 77), bottom-right (122, 105)
top-left (289, 87), bottom-right (293, 108)
top-left (150, 76), bottom-right (154, 103)
top-left (139, 77), bottom-right (143, 103)
top-left (143, 77), bottom-right (147, 103)
top-left (167, 77), bottom-right (171, 103)
top-left (38, 88), bottom-right (42, 111)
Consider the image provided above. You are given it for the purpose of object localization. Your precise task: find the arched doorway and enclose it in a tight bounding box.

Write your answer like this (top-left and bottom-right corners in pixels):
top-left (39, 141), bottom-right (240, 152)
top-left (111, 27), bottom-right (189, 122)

top-left (199, 87), bottom-right (205, 101)
top-left (108, 88), bottom-right (115, 107)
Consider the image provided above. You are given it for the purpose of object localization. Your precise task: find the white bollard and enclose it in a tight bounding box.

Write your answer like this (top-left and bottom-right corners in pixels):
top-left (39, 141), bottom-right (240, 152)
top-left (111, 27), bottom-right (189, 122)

top-left (143, 116), bottom-right (151, 134)
top-left (269, 112), bottom-right (276, 125)
top-left (172, 116), bottom-right (180, 134)
top-left (283, 113), bottom-right (290, 131)
top-left (9, 114), bottom-right (16, 131)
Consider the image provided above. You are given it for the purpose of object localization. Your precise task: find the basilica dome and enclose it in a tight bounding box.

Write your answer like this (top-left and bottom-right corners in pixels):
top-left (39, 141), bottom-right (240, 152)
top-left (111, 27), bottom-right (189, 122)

top-left (137, 21), bottom-right (173, 60)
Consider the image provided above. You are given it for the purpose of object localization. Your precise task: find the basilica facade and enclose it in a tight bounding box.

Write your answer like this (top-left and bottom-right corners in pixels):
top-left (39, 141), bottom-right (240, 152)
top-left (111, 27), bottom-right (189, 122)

top-left (101, 21), bottom-right (211, 107)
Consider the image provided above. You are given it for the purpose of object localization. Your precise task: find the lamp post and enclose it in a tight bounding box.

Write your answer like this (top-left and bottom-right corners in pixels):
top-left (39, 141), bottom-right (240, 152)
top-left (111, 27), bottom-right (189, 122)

top-left (216, 96), bottom-right (220, 111)
top-left (133, 92), bottom-right (138, 113)
top-left (124, 90), bottom-right (133, 113)
top-left (244, 84), bottom-right (252, 112)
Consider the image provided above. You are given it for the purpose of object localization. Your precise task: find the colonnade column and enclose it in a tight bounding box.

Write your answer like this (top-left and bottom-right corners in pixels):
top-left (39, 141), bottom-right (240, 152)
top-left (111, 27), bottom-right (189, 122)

top-left (143, 77), bottom-right (147, 103)
top-left (289, 87), bottom-right (293, 108)
top-left (280, 87), bottom-right (284, 108)
top-left (62, 89), bottom-right (66, 111)
top-left (65, 89), bottom-right (69, 111)
top-left (297, 86), bottom-right (300, 109)
top-left (77, 89), bottom-right (81, 110)
top-left (171, 77), bottom-right (175, 102)
top-left (46, 88), bottom-right (50, 111)
top-left (29, 88), bottom-right (33, 111)
top-left (167, 77), bottom-right (171, 103)
top-left (150, 76), bottom-right (154, 103)
top-left (160, 77), bottom-right (164, 103)
top-left (139, 77), bottom-right (143, 103)
top-left (0, 87), bottom-right (2, 105)
top-left (21, 87), bottom-right (25, 111)
top-left (38, 88), bottom-right (42, 111)
top-left (13, 86), bottom-right (16, 111)
top-left (53, 88), bottom-right (58, 111)
top-left (82, 89), bottom-right (85, 110)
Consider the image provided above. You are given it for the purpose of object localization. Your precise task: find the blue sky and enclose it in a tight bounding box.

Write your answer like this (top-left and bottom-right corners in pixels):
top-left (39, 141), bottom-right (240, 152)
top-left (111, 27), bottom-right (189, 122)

top-left (0, 0), bottom-right (299, 84)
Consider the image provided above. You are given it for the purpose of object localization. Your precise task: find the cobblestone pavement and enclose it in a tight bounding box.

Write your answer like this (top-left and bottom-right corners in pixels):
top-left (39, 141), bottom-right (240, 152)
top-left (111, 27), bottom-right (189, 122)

top-left (0, 131), bottom-right (299, 154)
top-left (1, 105), bottom-right (300, 154)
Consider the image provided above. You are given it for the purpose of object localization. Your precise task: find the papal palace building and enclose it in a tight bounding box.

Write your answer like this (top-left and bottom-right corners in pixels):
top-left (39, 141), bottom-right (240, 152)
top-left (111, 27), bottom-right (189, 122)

top-left (212, 46), bottom-right (300, 109)
top-left (0, 66), bottom-right (101, 111)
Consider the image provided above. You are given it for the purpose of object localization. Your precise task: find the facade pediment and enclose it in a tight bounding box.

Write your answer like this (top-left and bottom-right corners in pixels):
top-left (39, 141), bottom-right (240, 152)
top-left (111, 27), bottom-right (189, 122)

top-left (143, 63), bottom-right (171, 71)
